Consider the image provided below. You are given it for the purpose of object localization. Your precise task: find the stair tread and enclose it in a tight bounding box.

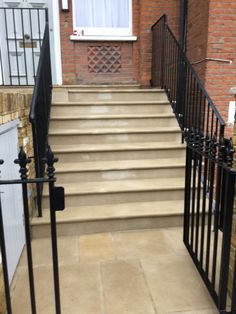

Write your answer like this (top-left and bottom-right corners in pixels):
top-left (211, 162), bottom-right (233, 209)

top-left (52, 100), bottom-right (169, 105)
top-left (53, 84), bottom-right (141, 89)
top-left (51, 113), bottom-right (175, 120)
top-left (68, 88), bottom-right (163, 93)
top-left (52, 142), bottom-right (186, 153)
top-left (49, 126), bottom-right (181, 135)
top-left (32, 200), bottom-right (184, 225)
top-left (56, 158), bottom-right (185, 173)
top-left (44, 178), bottom-right (184, 196)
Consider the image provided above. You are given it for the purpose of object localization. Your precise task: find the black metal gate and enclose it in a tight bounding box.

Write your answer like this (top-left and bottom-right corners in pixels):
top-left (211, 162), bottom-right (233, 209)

top-left (151, 15), bottom-right (236, 313)
top-left (0, 7), bottom-right (47, 86)
top-left (0, 146), bottom-right (64, 314)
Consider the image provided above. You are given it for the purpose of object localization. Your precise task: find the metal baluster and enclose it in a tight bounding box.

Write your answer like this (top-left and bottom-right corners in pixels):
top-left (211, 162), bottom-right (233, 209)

top-left (12, 8), bottom-right (20, 85)
top-left (0, 160), bottom-right (12, 314)
top-left (200, 134), bottom-right (210, 267)
top-left (205, 134), bottom-right (217, 276)
top-left (21, 9), bottom-right (29, 86)
top-left (29, 9), bottom-right (36, 82)
top-left (190, 129), bottom-right (197, 250)
top-left (0, 47), bottom-right (5, 86)
top-left (194, 131), bottom-right (202, 258)
top-left (4, 8), bottom-right (12, 85)
top-left (218, 165), bottom-right (236, 310)
top-left (211, 134), bottom-right (224, 290)
top-left (14, 147), bottom-right (36, 314)
top-left (44, 146), bottom-right (61, 314)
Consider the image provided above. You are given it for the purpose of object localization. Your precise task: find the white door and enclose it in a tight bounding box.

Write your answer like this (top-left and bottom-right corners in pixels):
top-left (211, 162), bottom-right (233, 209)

top-left (0, 120), bottom-right (25, 283)
top-left (0, 0), bottom-right (53, 85)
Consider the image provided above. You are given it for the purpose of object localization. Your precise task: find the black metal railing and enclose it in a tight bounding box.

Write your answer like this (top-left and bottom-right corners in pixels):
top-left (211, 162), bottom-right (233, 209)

top-left (0, 147), bottom-right (64, 314)
top-left (151, 14), bottom-right (236, 313)
top-left (29, 20), bottom-right (52, 217)
top-left (0, 7), bottom-right (47, 86)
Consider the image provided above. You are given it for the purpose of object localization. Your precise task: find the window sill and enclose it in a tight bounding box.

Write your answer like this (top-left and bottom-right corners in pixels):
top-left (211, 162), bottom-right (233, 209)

top-left (70, 35), bottom-right (137, 42)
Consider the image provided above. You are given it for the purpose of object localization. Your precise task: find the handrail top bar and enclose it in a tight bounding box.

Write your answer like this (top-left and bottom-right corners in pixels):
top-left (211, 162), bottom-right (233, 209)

top-left (29, 23), bottom-right (49, 122)
top-left (151, 15), bottom-right (225, 127)
top-left (151, 14), bottom-right (167, 30)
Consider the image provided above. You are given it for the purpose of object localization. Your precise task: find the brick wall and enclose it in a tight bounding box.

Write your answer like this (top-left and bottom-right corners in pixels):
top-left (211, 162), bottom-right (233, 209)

top-left (186, 0), bottom-right (210, 82)
top-left (0, 89), bottom-right (34, 312)
top-left (59, 0), bottom-right (134, 85)
top-left (59, 0), bottom-right (180, 86)
top-left (205, 0), bottom-right (236, 138)
top-left (138, 0), bottom-right (179, 86)
top-left (187, 0), bottom-right (236, 138)
top-left (229, 122), bottom-right (236, 297)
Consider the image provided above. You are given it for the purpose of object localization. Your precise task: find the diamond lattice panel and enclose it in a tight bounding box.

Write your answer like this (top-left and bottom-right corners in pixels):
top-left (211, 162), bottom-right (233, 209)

top-left (88, 46), bottom-right (121, 73)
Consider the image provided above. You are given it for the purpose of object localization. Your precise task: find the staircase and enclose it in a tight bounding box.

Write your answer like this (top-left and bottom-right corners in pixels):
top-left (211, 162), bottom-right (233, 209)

top-left (31, 85), bottom-right (186, 238)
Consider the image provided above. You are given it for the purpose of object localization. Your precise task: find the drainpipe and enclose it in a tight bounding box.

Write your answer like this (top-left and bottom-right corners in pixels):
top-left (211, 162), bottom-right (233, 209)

top-left (179, 0), bottom-right (188, 51)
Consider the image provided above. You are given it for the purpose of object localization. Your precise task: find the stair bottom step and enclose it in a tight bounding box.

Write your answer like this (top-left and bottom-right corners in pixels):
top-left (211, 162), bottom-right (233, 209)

top-left (31, 201), bottom-right (184, 238)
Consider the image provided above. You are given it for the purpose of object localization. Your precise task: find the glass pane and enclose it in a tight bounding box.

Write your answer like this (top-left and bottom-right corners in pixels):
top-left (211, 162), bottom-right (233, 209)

top-left (75, 0), bottom-right (130, 28)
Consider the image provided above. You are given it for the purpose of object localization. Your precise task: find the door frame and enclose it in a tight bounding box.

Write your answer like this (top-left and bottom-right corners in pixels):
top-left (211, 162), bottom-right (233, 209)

top-left (48, 0), bottom-right (62, 85)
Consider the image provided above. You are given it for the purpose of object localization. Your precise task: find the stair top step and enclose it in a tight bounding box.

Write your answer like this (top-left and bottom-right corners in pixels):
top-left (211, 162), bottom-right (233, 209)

top-left (52, 142), bottom-right (186, 153)
top-left (53, 84), bottom-right (141, 89)
top-left (44, 178), bottom-right (184, 196)
top-left (32, 200), bottom-right (184, 225)
top-left (51, 113), bottom-right (175, 120)
top-left (49, 127), bottom-right (181, 136)
top-left (56, 158), bottom-right (185, 173)
top-left (52, 100), bottom-right (169, 106)
top-left (68, 88), bottom-right (164, 93)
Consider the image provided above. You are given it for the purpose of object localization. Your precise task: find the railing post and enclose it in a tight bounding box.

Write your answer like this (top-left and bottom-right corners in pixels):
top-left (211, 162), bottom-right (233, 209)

top-left (0, 160), bottom-right (12, 314)
top-left (160, 15), bottom-right (167, 89)
top-left (176, 51), bottom-right (186, 128)
top-left (218, 168), bottom-right (236, 310)
top-left (45, 146), bottom-right (61, 314)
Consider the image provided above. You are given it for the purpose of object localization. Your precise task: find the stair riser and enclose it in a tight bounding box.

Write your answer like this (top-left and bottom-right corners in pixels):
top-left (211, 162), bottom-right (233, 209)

top-left (49, 132), bottom-right (182, 145)
top-left (42, 189), bottom-right (184, 208)
top-left (68, 91), bottom-right (168, 102)
top-left (50, 117), bottom-right (178, 129)
top-left (32, 215), bottom-right (183, 238)
top-left (51, 104), bottom-right (172, 116)
top-left (53, 148), bottom-right (186, 162)
top-left (56, 167), bottom-right (185, 183)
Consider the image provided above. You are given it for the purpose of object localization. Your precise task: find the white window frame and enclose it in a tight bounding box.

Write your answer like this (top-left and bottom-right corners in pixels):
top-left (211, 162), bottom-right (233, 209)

top-left (71, 0), bottom-right (134, 39)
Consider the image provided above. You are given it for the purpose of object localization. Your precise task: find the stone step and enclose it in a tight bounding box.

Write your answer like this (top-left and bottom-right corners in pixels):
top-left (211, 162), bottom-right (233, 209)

top-left (50, 114), bottom-right (178, 129)
top-left (52, 85), bottom-right (142, 102)
top-left (31, 200), bottom-right (184, 238)
top-left (52, 142), bottom-right (186, 162)
top-left (51, 100), bottom-right (172, 116)
top-left (68, 89), bottom-right (167, 102)
top-left (49, 127), bottom-right (182, 145)
top-left (42, 178), bottom-right (185, 208)
top-left (55, 159), bottom-right (185, 183)
top-left (53, 84), bottom-right (141, 90)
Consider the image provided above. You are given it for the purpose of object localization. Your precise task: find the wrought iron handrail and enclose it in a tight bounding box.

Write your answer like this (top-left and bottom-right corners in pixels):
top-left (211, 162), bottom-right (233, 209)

top-left (29, 20), bottom-right (52, 217)
top-left (151, 15), bottom-right (236, 313)
top-left (151, 14), bottom-right (225, 147)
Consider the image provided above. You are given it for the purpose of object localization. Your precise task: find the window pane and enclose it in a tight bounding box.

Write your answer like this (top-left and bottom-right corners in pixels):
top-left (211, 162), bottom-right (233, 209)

top-left (75, 0), bottom-right (130, 28)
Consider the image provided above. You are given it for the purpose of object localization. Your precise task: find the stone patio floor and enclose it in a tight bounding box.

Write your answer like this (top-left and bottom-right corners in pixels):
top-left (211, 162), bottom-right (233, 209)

top-left (11, 227), bottom-right (218, 313)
